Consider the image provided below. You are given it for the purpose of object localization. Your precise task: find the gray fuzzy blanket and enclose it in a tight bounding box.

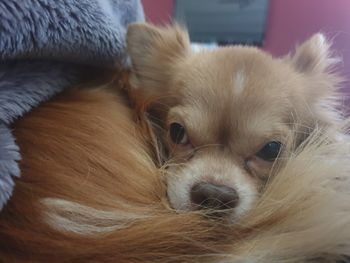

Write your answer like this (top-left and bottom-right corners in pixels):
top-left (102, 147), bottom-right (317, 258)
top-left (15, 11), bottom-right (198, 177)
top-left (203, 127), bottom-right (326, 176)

top-left (0, 0), bottom-right (144, 210)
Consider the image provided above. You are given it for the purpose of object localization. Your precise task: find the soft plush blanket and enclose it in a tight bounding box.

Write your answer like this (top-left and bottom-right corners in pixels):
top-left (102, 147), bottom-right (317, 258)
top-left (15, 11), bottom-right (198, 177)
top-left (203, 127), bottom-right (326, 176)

top-left (0, 0), bottom-right (144, 210)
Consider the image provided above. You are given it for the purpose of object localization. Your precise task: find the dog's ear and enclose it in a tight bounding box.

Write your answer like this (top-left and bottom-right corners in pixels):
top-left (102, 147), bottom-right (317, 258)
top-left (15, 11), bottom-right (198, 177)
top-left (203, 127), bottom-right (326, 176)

top-left (126, 23), bottom-right (191, 108)
top-left (288, 34), bottom-right (343, 130)
top-left (288, 34), bottom-right (342, 97)
top-left (290, 33), bottom-right (339, 74)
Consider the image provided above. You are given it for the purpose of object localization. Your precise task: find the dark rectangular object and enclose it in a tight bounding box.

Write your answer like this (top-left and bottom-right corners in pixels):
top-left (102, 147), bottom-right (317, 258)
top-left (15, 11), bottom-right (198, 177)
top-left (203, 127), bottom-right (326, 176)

top-left (173, 0), bottom-right (269, 46)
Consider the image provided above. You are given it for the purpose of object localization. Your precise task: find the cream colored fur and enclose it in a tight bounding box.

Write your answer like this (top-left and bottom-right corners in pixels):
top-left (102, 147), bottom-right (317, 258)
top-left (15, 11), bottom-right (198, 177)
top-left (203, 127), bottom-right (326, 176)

top-left (3, 23), bottom-right (349, 263)
top-left (127, 23), bottom-right (345, 223)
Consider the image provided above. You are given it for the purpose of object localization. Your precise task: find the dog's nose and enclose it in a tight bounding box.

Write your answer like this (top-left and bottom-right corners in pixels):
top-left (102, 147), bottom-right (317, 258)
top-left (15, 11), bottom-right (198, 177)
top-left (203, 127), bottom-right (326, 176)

top-left (190, 183), bottom-right (239, 210)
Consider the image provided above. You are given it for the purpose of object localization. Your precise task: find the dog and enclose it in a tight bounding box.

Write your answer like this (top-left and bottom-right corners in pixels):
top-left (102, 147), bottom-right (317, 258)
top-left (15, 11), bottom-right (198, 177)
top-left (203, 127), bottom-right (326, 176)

top-left (126, 23), bottom-right (344, 222)
top-left (1, 23), bottom-right (350, 263)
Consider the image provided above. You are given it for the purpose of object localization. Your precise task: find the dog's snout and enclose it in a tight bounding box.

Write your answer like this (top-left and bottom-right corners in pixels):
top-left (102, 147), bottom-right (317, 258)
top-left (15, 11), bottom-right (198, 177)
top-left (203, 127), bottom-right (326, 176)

top-left (190, 183), bottom-right (239, 210)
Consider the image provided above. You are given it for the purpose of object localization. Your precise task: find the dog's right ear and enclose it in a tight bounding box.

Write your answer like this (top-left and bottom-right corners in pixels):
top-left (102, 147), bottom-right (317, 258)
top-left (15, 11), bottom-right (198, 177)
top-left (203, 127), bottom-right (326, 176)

top-left (126, 23), bottom-right (191, 108)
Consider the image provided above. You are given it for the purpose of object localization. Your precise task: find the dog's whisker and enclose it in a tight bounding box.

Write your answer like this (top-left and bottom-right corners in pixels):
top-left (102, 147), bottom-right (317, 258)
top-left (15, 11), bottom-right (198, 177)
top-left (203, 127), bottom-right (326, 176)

top-left (193, 143), bottom-right (223, 152)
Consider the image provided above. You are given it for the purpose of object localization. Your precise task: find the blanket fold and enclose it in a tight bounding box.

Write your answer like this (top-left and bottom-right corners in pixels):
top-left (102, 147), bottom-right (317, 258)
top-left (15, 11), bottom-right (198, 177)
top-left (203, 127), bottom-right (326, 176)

top-left (0, 0), bottom-right (144, 210)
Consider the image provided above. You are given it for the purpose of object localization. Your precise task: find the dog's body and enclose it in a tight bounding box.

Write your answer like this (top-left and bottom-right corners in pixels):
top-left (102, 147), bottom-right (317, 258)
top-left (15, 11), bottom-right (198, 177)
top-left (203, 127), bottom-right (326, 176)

top-left (0, 23), bottom-right (350, 262)
top-left (0, 86), bottom-right (231, 262)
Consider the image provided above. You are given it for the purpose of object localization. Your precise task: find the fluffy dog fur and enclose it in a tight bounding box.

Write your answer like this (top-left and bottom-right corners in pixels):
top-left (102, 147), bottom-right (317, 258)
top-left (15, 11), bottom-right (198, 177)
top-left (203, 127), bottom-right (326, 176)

top-left (0, 24), bottom-right (350, 262)
top-left (126, 23), bottom-right (344, 221)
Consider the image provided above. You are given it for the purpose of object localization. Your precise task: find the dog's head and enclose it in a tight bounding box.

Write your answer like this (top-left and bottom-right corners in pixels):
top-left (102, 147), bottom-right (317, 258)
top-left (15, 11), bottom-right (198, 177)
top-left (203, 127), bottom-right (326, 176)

top-left (126, 23), bottom-right (343, 221)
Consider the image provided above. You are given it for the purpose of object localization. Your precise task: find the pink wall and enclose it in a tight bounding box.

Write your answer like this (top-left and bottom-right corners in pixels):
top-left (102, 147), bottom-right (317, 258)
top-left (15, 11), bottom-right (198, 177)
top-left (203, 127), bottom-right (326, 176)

top-left (141, 0), bottom-right (350, 92)
top-left (141, 0), bottom-right (173, 25)
top-left (264, 0), bottom-right (350, 94)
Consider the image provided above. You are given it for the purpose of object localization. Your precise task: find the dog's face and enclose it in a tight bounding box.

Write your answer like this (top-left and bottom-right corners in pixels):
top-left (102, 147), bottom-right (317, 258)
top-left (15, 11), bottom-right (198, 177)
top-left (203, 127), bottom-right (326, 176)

top-left (127, 24), bottom-right (341, 221)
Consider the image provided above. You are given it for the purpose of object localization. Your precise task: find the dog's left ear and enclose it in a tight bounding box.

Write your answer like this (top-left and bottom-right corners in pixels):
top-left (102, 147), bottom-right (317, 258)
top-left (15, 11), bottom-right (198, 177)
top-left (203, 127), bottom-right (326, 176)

top-left (288, 33), bottom-right (342, 97)
top-left (288, 34), bottom-right (343, 130)
top-left (290, 33), bottom-right (338, 74)
top-left (126, 23), bottom-right (191, 108)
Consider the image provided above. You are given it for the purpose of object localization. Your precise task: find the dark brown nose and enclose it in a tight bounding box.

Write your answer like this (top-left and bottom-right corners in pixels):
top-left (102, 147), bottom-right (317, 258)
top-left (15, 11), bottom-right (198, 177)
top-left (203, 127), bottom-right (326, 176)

top-left (190, 182), bottom-right (239, 210)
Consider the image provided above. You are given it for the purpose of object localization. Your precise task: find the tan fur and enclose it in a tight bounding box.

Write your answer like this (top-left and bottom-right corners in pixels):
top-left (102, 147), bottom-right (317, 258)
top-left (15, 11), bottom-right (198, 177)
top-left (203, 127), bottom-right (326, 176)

top-left (0, 86), bottom-right (231, 262)
top-left (0, 23), bottom-right (350, 262)
top-left (127, 23), bottom-right (345, 219)
top-left (1, 85), bottom-right (349, 262)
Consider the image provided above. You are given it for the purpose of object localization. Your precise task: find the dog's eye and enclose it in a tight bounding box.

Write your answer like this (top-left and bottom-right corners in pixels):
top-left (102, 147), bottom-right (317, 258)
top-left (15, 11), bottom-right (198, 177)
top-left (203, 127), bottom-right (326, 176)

top-left (169, 122), bottom-right (189, 145)
top-left (256, 141), bottom-right (282, 161)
